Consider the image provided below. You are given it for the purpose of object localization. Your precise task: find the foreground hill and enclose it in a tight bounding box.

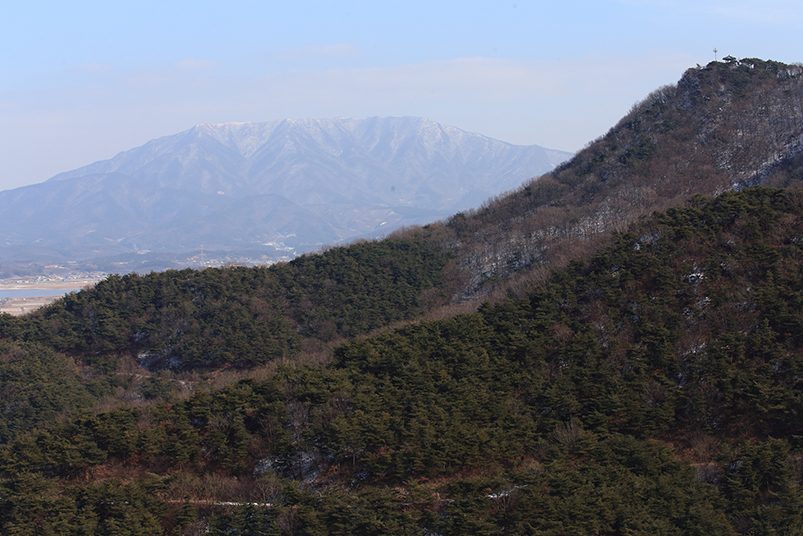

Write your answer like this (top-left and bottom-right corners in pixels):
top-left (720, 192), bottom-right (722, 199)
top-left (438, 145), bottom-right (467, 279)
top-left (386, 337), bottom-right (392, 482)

top-left (2, 187), bottom-right (803, 534)
top-left (0, 117), bottom-right (569, 269)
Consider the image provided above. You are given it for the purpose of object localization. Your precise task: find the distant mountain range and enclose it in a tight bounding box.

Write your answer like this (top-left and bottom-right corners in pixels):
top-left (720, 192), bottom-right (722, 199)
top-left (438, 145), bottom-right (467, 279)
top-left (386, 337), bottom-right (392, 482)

top-left (0, 117), bottom-right (570, 271)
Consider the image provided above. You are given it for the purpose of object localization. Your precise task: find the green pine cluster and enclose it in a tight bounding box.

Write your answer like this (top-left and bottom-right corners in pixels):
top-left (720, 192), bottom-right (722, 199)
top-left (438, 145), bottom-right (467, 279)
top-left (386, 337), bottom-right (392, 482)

top-left (0, 236), bottom-right (451, 370)
top-left (3, 187), bottom-right (803, 533)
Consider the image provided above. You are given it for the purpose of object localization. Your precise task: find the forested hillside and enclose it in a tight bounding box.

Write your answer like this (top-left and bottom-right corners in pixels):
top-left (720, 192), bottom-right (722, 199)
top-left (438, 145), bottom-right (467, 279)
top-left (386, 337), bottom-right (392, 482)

top-left (3, 58), bottom-right (803, 534)
top-left (0, 237), bottom-right (452, 370)
top-left (433, 58), bottom-right (803, 298)
top-left (3, 187), bottom-right (803, 534)
top-left (4, 58), bottom-right (803, 376)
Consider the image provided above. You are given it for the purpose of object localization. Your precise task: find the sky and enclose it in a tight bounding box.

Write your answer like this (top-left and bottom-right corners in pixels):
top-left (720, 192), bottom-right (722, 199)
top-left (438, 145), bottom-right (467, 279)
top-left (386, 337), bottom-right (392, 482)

top-left (2, 0), bottom-right (803, 191)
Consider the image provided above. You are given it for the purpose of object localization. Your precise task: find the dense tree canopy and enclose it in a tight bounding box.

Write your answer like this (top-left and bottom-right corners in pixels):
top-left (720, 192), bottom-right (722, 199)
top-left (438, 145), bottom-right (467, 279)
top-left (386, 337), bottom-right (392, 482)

top-left (3, 188), bottom-right (803, 533)
top-left (0, 237), bottom-right (451, 370)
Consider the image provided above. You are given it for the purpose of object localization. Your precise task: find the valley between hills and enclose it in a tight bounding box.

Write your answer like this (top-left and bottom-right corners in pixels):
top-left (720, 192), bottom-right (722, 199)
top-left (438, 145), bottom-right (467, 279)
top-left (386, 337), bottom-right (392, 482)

top-left (3, 57), bottom-right (803, 534)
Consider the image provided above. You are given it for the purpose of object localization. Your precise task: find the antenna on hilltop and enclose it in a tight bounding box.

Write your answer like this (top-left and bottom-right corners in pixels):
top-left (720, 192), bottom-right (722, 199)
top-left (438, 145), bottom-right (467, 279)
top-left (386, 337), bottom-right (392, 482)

top-left (200, 245), bottom-right (204, 268)
top-left (714, 48), bottom-right (718, 61)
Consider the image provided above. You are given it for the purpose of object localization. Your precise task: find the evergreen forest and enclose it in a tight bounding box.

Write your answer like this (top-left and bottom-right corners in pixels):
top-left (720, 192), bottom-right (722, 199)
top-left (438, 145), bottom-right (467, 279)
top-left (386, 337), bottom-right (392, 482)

top-left (3, 59), bottom-right (803, 535)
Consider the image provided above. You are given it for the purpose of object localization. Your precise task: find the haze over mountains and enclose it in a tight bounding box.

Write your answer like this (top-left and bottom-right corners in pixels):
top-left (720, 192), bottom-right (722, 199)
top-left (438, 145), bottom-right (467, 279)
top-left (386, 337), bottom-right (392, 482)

top-left (0, 117), bottom-right (569, 272)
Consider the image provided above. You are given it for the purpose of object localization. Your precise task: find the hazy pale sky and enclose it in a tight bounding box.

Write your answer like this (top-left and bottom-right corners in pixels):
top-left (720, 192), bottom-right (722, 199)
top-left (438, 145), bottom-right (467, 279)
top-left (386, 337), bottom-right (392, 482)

top-left (2, 0), bottom-right (802, 190)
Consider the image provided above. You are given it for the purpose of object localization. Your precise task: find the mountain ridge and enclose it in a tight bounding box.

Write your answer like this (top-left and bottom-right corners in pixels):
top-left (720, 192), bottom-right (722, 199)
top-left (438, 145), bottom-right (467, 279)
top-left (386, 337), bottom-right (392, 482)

top-left (49, 117), bottom-right (569, 205)
top-left (0, 117), bottom-right (569, 271)
top-left (435, 58), bottom-right (803, 299)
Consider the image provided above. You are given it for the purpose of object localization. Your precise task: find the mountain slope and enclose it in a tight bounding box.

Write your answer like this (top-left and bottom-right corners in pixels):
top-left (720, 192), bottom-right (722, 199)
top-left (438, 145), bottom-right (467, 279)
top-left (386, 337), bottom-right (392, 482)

top-left (0, 117), bottom-right (569, 263)
top-left (436, 58), bottom-right (803, 297)
top-left (3, 187), bottom-right (803, 534)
